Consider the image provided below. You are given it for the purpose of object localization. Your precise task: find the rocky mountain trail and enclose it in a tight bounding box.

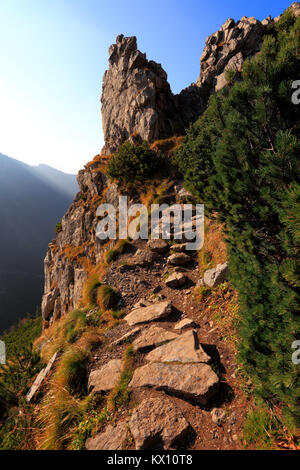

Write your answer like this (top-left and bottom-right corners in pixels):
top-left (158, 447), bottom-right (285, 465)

top-left (82, 233), bottom-right (249, 450)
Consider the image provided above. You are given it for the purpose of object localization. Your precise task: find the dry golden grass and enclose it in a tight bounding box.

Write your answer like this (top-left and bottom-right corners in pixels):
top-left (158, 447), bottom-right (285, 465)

top-left (107, 345), bottom-right (135, 411)
top-left (193, 282), bottom-right (239, 350)
top-left (96, 285), bottom-right (118, 311)
top-left (36, 323), bottom-right (103, 450)
top-left (85, 153), bottom-right (111, 173)
top-left (198, 217), bottom-right (227, 275)
top-left (150, 136), bottom-right (183, 156)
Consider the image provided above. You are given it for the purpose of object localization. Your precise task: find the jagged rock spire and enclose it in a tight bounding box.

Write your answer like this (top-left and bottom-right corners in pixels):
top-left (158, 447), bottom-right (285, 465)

top-left (101, 34), bottom-right (185, 154)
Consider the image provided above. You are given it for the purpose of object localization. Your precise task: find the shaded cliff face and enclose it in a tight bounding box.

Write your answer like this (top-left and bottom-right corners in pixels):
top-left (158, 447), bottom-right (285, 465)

top-left (41, 4), bottom-right (300, 326)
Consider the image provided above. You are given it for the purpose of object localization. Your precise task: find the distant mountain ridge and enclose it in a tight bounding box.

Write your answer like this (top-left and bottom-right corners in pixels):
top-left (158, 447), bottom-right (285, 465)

top-left (0, 153), bottom-right (78, 332)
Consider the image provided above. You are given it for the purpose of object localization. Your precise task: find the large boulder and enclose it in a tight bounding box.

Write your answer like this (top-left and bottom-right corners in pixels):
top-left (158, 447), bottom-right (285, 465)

top-left (124, 301), bottom-right (172, 326)
top-left (129, 396), bottom-right (191, 449)
top-left (197, 16), bottom-right (265, 94)
top-left (145, 329), bottom-right (210, 364)
top-left (129, 362), bottom-right (219, 405)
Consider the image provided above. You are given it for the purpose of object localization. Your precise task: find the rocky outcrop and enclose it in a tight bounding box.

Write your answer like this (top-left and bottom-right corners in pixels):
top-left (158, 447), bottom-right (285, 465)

top-left (197, 16), bottom-right (265, 95)
top-left (41, 162), bottom-right (128, 326)
top-left (41, 3), bottom-right (298, 327)
top-left (100, 13), bottom-right (279, 153)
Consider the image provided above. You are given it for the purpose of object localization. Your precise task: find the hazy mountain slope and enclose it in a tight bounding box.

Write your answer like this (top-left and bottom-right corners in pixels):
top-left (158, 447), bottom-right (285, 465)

top-left (31, 163), bottom-right (78, 199)
top-left (0, 153), bottom-right (78, 332)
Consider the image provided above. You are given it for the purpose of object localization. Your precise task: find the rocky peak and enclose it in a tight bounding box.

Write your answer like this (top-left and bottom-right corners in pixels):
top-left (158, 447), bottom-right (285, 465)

top-left (101, 34), bottom-right (185, 154)
top-left (100, 17), bottom-right (270, 153)
top-left (197, 15), bottom-right (265, 93)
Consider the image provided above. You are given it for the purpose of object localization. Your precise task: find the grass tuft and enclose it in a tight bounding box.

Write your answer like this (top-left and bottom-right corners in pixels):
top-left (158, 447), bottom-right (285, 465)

top-left (97, 285), bottom-right (119, 311)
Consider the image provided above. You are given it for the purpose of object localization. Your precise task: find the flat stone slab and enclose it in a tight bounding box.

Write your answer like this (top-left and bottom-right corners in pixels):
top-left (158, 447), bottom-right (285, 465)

top-left (26, 352), bottom-right (58, 403)
top-left (124, 301), bottom-right (172, 326)
top-left (111, 327), bottom-right (142, 347)
top-left (167, 253), bottom-right (192, 266)
top-left (129, 362), bottom-right (219, 405)
top-left (88, 359), bottom-right (122, 393)
top-left (165, 272), bottom-right (188, 288)
top-left (86, 422), bottom-right (128, 450)
top-left (129, 396), bottom-right (190, 449)
top-left (132, 325), bottom-right (178, 351)
top-left (145, 329), bottom-right (210, 364)
top-left (147, 239), bottom-right (169, 254)
top-left (174, 318), bottom-right (198, 330)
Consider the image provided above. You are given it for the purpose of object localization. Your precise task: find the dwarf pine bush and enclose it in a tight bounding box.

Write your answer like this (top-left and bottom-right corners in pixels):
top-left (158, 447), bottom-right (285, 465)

top-left (107, 141), bottom-right (165, 185)
top-left (176, 10), bottom-right (300, 427)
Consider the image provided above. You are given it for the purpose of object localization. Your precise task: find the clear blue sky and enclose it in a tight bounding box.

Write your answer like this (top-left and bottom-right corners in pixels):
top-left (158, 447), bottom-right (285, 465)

top-left (0, 0), bottom-right (292, 173)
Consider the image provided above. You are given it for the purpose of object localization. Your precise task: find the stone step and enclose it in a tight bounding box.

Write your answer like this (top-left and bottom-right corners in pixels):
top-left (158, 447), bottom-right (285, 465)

top-left (88, 359), bottom-right (122, 393)
top-left (145, 329), bottom-right (210, 364)
top-left (165, 271), bottom-right (189, 288)
top-left (129, 396), bottom-right (191, 450)
top-left (167, 252), bottom-right (193, 266)
top-left (132, 325), bottom-right (178, 351)
top-left (124, 300), bottom-right (172, 326)
top-left (129, 362), bottom-right (219, 405)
